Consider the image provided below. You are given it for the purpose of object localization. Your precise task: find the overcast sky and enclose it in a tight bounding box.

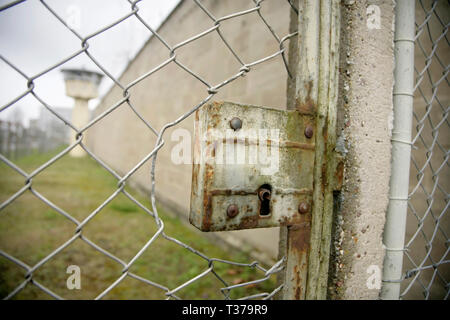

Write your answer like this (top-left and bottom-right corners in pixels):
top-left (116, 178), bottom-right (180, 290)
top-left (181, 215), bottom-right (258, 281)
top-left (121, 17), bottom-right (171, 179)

top-left (0, 0), bottom-right (180, 125)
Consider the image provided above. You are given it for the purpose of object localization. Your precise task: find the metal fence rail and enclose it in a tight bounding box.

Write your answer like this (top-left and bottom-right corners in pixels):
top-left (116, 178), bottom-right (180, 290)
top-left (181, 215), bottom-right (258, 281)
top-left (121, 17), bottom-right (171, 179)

top-left (0, 0), bottom-right (299, 300)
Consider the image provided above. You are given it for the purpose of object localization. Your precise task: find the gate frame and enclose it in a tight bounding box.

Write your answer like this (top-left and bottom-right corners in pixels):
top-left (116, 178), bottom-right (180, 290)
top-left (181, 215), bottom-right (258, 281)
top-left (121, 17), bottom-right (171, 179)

top-left (278, 0), bottom-right (341, 300)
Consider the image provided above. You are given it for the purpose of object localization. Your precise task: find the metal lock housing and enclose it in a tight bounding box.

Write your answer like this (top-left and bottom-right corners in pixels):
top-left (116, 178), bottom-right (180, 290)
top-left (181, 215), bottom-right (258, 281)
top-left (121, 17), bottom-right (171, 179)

top-left (190, 101), bottom-right (315, 231)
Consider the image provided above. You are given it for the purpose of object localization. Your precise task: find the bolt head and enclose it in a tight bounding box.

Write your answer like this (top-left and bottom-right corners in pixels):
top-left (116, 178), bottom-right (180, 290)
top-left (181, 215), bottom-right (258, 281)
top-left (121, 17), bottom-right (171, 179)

top-left (304, 126), bottom-right (314, 139)
top-left (230, 117), bottom-right (242, 131)
top-left (227, 204), bottom-right (239, 218)
top-left (298, 202), bottom-right (309, 214)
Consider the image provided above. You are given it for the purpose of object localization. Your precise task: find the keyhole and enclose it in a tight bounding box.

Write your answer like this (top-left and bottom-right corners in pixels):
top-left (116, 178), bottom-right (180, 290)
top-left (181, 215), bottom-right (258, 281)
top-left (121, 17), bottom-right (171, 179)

top-left (258, 184), bottom-right (272, 216)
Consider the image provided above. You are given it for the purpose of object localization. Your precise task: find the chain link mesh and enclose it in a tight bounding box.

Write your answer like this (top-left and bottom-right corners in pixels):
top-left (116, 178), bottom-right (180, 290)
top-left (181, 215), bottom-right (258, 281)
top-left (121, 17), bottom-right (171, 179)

top-left (0, 0), bottom-right (299, 300)
top-left (2, 0), bottom-right (447, 301)
top-left (400, 0), bottom-right (449, 300)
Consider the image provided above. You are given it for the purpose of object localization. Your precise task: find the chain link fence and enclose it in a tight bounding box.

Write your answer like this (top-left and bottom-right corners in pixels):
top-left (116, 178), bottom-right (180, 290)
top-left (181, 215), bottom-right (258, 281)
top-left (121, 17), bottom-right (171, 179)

top-left (400, 0), bottom-right (449, 299)
top-left (0, 0), bottom-right (300, 300)
top-left (1, 0), bottom-right (448, 301)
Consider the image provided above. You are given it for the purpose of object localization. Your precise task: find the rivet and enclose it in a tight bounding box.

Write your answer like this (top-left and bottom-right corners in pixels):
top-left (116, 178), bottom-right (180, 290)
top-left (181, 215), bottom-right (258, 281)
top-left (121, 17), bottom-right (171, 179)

top-left (298, 202), bottom-right (309, 214)
top-left (304, 125), bottom-right (314, 139)
top-left (230, 117), bottom-right (242, 131)
top-left (227, 204), bottom-right (239, 218)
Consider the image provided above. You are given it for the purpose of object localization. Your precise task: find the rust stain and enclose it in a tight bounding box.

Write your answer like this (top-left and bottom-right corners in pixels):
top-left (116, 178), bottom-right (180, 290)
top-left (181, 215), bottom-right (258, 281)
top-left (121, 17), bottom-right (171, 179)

top-left (283, 140), bottom-right (315, 150)
top-left (285, 189), bottom-right (313, 196)
top-left (278, 209), bottom-right (311, 226)
top-left (209, 113), bottom-right (220, 129)
top-left (205, 162), bottom-right (214, 181)
top-left (201, 193), bottom-right (212, 231)
top-left (210, 189), bottom-right (257, 196)
top-left (220, 137), bottom-right (315, 150)
top-left (201, 162), bottom-right (214, 231)
top-left (289, 221), bottom-right (311, 253)
top-left (287, 220), bottom-right (311, 300)
top-left (195, 109), bottom-right (199, 121)
top-left (278, 215), bottom-right (290, 226)
top-left (211, 142), bottom-right (216, 158)
top-left (321, 162), bottom-right (328, 193)
top-left (334, 159), bottom-right (344, 191)
top-left (293, 262), bottom-right (302, 299)
top-left (296, 80), bottom-right (317, 115)
top-left (212, 101), bottom-right (223, 108)
top-left (206, 103), bottom-right (222, 130)
top-left (279, 214), bottom-right (296, 226)
top-left (192, 164), bottom-right (199, 191)
top-left (295, 287), bottom-right (301, 300)
top-left (238, 215), bottom-right (259, 229)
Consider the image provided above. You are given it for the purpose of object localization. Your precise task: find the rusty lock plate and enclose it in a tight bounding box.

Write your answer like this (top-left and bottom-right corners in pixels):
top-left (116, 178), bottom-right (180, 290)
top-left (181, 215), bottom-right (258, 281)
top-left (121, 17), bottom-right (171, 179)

top-left (190, 101), bottom-right (315, 231)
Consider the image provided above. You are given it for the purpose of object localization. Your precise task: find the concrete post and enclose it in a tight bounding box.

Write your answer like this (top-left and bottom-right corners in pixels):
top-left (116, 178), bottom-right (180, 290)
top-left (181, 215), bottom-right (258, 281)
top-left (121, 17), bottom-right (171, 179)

top-left (279, 0), bottom-right (341, 300)
top-left (328, 0), bottom-right (395, 299)
top-left (61, 68), bottom-right (103, 157)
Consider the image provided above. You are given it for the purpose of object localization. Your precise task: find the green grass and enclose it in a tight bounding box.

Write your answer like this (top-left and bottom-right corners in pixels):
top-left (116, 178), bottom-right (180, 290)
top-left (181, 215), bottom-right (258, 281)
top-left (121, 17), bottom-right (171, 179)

top-left (0, 147), bottom-right (276, 300)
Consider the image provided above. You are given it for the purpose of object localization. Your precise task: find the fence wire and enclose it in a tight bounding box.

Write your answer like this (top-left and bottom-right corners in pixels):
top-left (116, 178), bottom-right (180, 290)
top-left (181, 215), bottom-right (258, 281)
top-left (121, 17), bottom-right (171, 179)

top-left (0, 0), bottom-right (299, 300)
top-left (400, 0), bottom-right (449, 300)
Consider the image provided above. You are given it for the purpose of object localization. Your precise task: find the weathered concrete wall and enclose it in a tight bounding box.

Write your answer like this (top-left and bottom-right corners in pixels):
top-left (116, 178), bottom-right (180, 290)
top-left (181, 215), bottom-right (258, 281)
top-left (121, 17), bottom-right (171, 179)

top-left (328, 0), bottom-right (395, 299)
top-left (88, 0), bottom-right (294, 263)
